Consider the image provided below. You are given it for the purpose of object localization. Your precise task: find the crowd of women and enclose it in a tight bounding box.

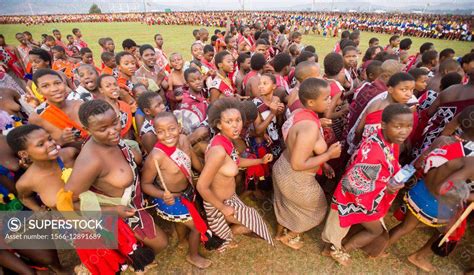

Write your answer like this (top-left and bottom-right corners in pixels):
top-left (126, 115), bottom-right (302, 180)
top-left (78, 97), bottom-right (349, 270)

top-left (1, 11), bottom-right (472, 41)
top-left (0, 17), bottom-right (473, 274)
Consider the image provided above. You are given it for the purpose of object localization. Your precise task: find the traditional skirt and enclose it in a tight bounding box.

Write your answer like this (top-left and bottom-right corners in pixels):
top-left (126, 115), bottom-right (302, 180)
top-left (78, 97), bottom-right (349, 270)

top-left (203, 194), bottom-right (273, 251)
top-left (405, 179), bottom-right (454, 227)
top-left (272, 153), bottom-right (327, 233)
top-left (153, 196), bottom-right (193, 223)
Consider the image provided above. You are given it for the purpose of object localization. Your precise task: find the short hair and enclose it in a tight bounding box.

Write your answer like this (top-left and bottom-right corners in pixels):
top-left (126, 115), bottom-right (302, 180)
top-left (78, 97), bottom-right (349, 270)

top-left (341, 30), bottom-right (350, 40)
top-left (32, 68), bottom-right (62, 86)
top-left (374, 51), bottom-right (398, 62)
top-left (272, 53), bottom-right (292, 72)
top-left (420, 42), bottom-right (434, 54)
top-left (295, 51), bottom-right (318, 65)
top-left (340, 39), bottom-right (357, 51)
top-left (363, 46), bottom-right (383, 62)
top-left (290, 31), bottom-right (302, 40)
top-left (23, 31), bottom-right (32, 36)
top-left (369, 37), bottom-right (379, 45)
top-left (461, 53), bottom-right (474, 66)
top-left (101, 51), bottom-right (115, 63)
top-left (250, 53), bottom-right (266, 71)
top-left (224, 35), bottom-right (233, 44)
top-left (382, 103), bottom-right (412, 124)
top-left (29, 48), bottom-right (52, 66)
top-left (207, 97), bottom-right (242, 132)
top-left (72, 28), bottom-right (80, 35)
top-left (324, 53), bottom-right (344, 76)
top-left (154, 33), bottom-right (162, 40)
top-left (387, 72), bottom-right (415, 87)
top-left (96, 74), bottom-right (115, 88)
top-left (439, 48), bottom-right (455, 60)
top-left (258, 32), bottom-right (270, 43)
top-left (458, 105), bottom-right (474, 135)
top-left (421, 50), bottom-right (438, 65)
top-left (203, 44), bottom-right (214, 54)
top-left (298, 78), bottom-right (329, 106)
top-left (122, 38), bottom-right (137, 49)
top-left (192, 29), bottom-right (199, 36)
top-left (278, 25), bottom-right (286, 34)
top-left (78, 99), bottom-right (114, 127)
top-left (214, 50), bottom-right (231, 67)
top-left (76, 64), bottom-right (98, 76)
top-left (261, 73), bottom-right (276, 84)
top-left (214, 29), bottom-right (221, 35)
top-left (211, 35), bottom-right (218, 43)
top-left (154, 111), bottom-right (178, 124)
top-left (440, 72), bottom-right (463, 90)
top-left (399, 38), bottom-right (412, 50)
top-left (389, 35), bottom-right (400, 43)
top-left (303, 45), bottom-right (316, 53)
top-left (138, 91), bottom-right (161, 111)
top-left (98, 37), bottom-right (106, 47)
top-left (79, 47), bottom-right (92, 56)
top-left (51, 45), bottom-right (65, 53)
top-left (240, 100), bottom-right (258, 123)
top-left (288, 44), bottom-right (299, 55)
top-left (237, 53), bottom-right (250, 66)
top-left (6, 124), bottom-right (43, 153)
top-left (184, 67), bottom-right (201, 81)
top-left (52, 29), bottom-right (60, 33)
top-left (115, 51), bottom-right (133, 65)
top-left (408, 68), bottom-right (429, 81)
top-left (349, 32), bottom-right (360, 41)
top-left (66, 34), bottom-right (73, 39)
top-left (439, 59), bottom-right (460, 75)
top-left (45, 35), bottom-right (55, 42)
top-left (366, 60), bottom-right (383, 78)
top-left (342, 46), bottom-right (357, 56)
top-left (255, 39), bottom-right (269, 46)
top-left (139, 44), bottom-right (154, 56)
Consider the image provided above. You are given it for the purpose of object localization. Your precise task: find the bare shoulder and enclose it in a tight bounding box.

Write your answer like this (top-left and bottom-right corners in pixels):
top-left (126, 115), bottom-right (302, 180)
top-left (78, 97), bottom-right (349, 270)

top-left (59, 147), bottom-right (79, 168)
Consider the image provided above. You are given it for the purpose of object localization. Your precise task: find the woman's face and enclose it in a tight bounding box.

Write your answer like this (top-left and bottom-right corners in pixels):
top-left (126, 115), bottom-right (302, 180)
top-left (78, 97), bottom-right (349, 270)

top-left (258, 75), bottom-right (275, 96)
top-left (219, 54), bottom-right (234, 73)
top-left (307, 85), bottom-right (331, 114)
top-left (382, 113), bottom-right (413, 144)
top-left (154, 116), bottom-right (181, 148)
top-left (118, 54), bottom-right (137, 76)
top-left (388, 80), bottom-right (415, 104)
top-left (218, 108), bottom-right (243, 140)
top-left (99, 76), bottom-right (120, 100)
top-left (77, 66), bottom-right (98, 91)
top-left (21, 129), bottom-right (60, 162)
top-left (86, 108), bottom-right (122, 146)
top-left (170, 54), bottom-right (184, 70)
top-left (30, 54), bottom-right (50, 72)
top-left (191, 44), bottom-right (204, 60)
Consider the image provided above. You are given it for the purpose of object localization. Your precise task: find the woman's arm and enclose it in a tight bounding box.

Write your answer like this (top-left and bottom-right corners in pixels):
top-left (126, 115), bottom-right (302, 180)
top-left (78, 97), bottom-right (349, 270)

top-left (289, 122), bottom-right (336, 171)
top-left (196, 146), bottom-right (226, 210)
top-left (64, 150), bottom-right (101, 199)
top-left (140, 151), bottom-right (166, 199)
top-left (209, 88), bottom-right (221, 103)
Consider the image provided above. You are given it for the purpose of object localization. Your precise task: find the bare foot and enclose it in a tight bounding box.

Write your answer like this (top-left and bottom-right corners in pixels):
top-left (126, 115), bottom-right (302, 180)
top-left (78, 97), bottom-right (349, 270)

top-left (74, 264), bottom-right (90, 275)
top-left (368, 251), bottom-right (390, 259)
top-left (231, 224), bottom-right (251, 235)
top-left (186, 254), bottom-right (212, 269)
top-left (321, 243), bottom-right (331, 257)
top-left (329, 245), bottom-right (351, 266)
top-left (279, 233), bottom-right (304, 250)
top-left (408, 254), bottom-right (436, 272)
top-left (275, 226), bottom-right (287, 241)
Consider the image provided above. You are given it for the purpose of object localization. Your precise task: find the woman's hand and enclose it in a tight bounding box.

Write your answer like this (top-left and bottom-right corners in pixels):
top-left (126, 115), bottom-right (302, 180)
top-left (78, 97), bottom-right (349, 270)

top-left (322, 163), bottom-right (335, 179)
top-left (327, 142), bottom-right (342, 159)
top-left (261, 153), bottom-right (273, 164)
top-left (220, 205), bottom-right (235, 217)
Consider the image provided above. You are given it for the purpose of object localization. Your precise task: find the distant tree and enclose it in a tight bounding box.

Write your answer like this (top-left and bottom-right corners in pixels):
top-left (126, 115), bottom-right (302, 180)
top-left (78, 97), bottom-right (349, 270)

top-left (89, 3), bottom-right (102, 14)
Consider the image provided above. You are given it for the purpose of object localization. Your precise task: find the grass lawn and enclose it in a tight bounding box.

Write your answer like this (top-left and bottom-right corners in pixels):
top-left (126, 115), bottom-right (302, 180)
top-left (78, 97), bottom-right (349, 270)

top-left (1, 22), bottom-right (473, 63)
top-left (1, 22), bottom-right (473, 273)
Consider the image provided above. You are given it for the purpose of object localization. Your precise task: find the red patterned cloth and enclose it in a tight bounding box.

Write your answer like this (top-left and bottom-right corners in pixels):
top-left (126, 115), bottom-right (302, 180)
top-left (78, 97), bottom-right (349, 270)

top-left (332, 130), bottom-right (401, 227)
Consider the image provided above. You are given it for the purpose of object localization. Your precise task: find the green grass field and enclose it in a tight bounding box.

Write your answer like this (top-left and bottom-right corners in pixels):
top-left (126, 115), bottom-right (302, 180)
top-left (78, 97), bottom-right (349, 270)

top-left (1, 22), bottom-right (473, 63)
top-left (2, 22), bottom-right (474, 273)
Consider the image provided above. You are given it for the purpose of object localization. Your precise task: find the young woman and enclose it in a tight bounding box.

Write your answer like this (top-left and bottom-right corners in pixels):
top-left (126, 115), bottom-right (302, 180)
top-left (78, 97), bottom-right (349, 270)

top-left (196, 98), bottom-right (274, 251)
top-left (322, 104), bottom-right (414, 266)
top-left (273, 78), bottom-right (341, 249)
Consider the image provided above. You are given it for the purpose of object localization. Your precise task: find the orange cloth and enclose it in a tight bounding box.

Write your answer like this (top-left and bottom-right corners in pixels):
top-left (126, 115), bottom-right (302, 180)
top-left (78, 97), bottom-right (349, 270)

top-left (38, 102), bottom-right (88, 139)
top-left (101, 66), bottom-right (113, 75)
top-left (53, 59), bottom-right (75, 79)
